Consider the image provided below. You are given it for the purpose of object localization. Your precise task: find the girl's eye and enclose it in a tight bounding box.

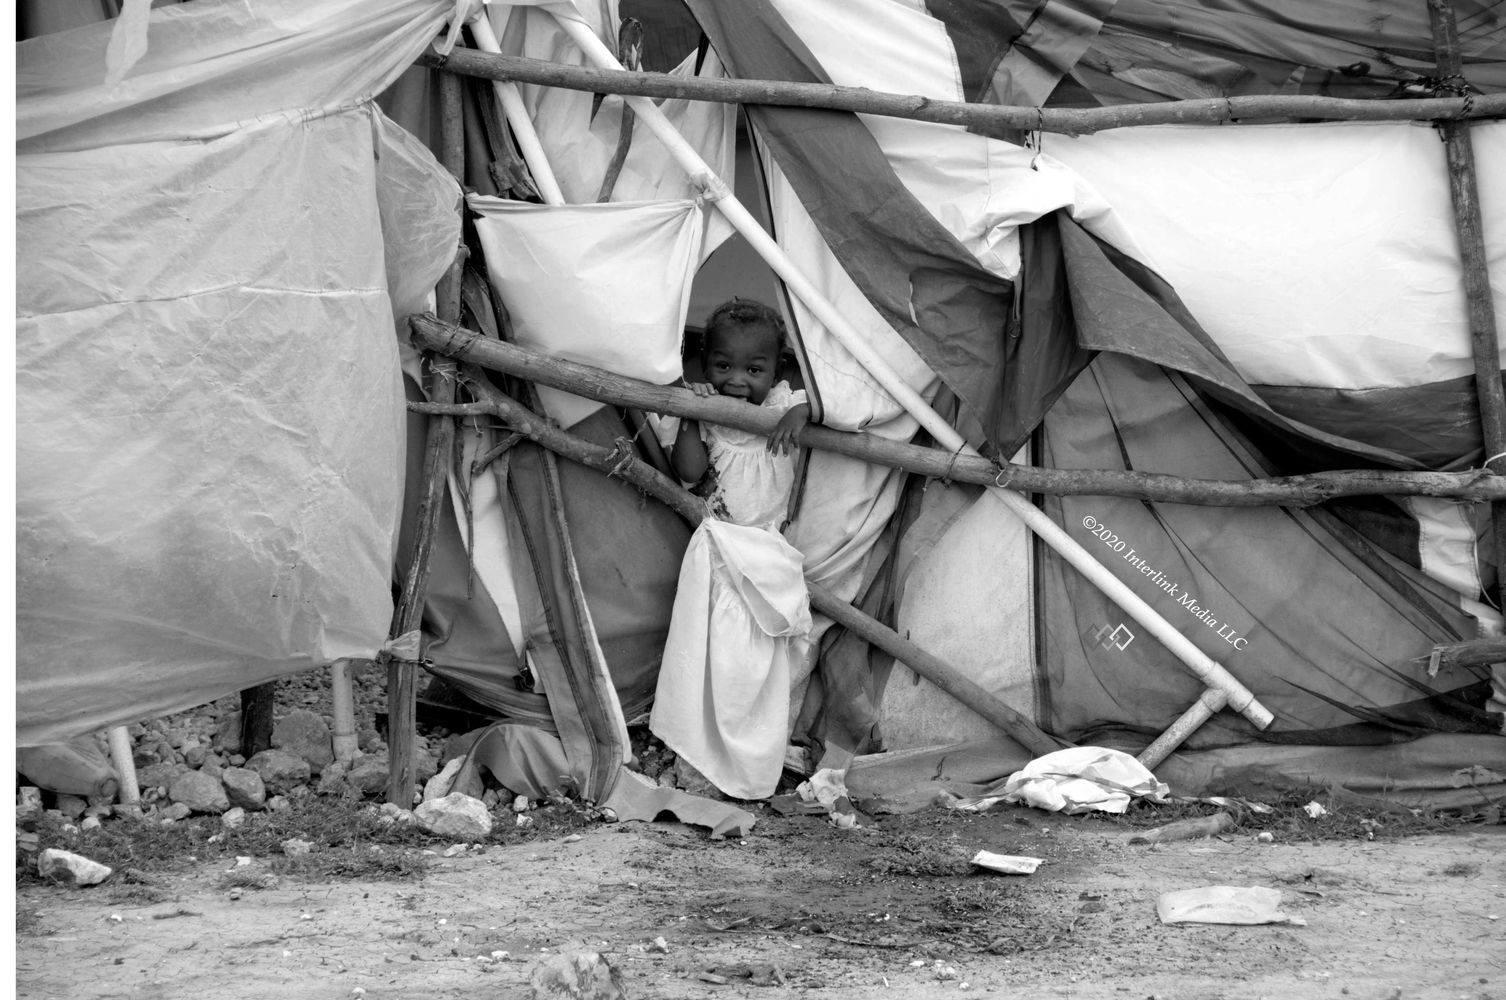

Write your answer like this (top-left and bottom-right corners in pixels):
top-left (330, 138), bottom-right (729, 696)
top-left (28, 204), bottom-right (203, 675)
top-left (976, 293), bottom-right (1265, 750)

top-left (748, 367), bottom-right (762, 376)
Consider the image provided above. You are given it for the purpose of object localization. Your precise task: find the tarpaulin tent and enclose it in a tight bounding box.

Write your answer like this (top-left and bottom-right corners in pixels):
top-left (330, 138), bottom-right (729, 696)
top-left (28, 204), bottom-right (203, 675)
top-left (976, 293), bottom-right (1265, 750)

top-left (15, 0), bottom-right (1506, 811)
top-left (16, 0), bottom-right (463, 746)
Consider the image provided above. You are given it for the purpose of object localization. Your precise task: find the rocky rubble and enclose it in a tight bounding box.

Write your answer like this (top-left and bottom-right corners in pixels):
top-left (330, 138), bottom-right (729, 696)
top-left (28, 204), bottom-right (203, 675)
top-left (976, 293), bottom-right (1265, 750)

top-left (16, 666), bottom-right (497, 848)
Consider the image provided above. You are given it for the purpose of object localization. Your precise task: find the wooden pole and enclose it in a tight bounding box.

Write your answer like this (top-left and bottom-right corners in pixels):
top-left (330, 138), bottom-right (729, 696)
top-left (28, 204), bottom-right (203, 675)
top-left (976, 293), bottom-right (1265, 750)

top-left (467, 13), bottom-right (566, 206)
top-left (435, 369), bottom-right (1066, 758)
top-left (417, 47), bottom-right (1506, 137)
top-left (1427, 0), bottom-right (1506, 601)
top-left (408, 315), bottom-right (1506, 507)
top-left (1428, 636), bottom-right (1506, 671)
top-left (383, 68), bottom-right (467, 808)
top-left (239, 683), bottom-right (275, 757)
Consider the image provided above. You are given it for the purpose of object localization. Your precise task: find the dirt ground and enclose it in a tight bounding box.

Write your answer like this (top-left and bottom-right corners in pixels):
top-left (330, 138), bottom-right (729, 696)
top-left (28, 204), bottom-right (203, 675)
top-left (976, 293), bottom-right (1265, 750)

top-left (15, 802), bottom-right (1506, 1000)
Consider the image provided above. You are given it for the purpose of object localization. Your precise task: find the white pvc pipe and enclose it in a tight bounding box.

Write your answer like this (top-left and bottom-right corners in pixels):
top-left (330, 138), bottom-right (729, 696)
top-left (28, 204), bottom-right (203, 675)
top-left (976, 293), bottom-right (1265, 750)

top-left (469, 11), bottom-right (566, 206)
top-left (1137, 687), bottom-right (1228, 769)
top-left (549, 12), bottom-right (1273, 731)
top-left (107, 725), bottom-right (141, 808)
top-left (330, 659), bottom-right (359, 764)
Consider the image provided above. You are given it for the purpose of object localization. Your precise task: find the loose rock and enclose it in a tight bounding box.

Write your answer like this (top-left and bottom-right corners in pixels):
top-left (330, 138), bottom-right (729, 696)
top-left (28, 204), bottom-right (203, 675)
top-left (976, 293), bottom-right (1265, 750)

top-left (245, 750), bottom-right (311, 796)
top-left (271, 709), bottom-right (334, 774)
top-left (136, 762), bottom-right (188, 792)
top-left (346, 756), bottom-right (389, 798)
top-left (221, 767), bottom-right (267, 811)
top-left (316, 762), bottom-right (352, 797)
top-left (56, 795), bottom-right (88, 821)
top-left (158, 802), bottom-right (193, 822)
top-left (169, 771), bottom-right (230, 815)
top-left (423, 757), bottom-right (465, 803)
top-left (214, 712), bottom-right (243, 755)
top-left (414, 793), bottom-right (493, 841)
top-left (282, 838), bottom-right (313, 858)
top-left (529, 952), bottom-right (626, 1000)
top-left (37, 848), bottom-right (112, 886)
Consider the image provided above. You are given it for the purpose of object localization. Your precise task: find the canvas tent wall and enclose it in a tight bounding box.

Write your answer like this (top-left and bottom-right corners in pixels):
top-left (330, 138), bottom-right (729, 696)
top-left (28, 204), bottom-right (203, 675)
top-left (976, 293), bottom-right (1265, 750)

top-left (400, 0), bottom-right (1506, 800)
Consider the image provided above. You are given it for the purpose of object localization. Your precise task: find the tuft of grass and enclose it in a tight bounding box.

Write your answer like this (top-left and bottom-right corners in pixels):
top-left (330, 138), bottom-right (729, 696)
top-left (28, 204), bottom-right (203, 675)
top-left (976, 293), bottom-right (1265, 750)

top-left (867, 832), bottom-right (973, 877)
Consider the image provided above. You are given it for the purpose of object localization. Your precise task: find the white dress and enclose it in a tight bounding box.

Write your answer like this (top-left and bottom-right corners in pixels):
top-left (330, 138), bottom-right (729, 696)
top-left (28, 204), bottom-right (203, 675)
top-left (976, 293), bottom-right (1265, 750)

top-left (650, 380), bottom-right (813, 799)
top-left (701, 380), bottom-right (808, 531)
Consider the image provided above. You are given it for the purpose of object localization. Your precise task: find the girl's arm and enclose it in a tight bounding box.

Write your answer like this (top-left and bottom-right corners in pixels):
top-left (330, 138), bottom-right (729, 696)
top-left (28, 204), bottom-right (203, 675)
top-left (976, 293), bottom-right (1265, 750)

top-left (767, 402), bottom-right (810, 456)
top-left (671, 382), bottom-right (715, 482)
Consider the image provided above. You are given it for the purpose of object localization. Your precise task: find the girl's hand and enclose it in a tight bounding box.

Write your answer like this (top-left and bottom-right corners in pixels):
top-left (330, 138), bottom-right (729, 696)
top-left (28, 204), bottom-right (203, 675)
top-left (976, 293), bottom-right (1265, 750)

top-left (768, 403), bottom-right (810, 456)
top-left (686, 381), bottom-right (716, 398)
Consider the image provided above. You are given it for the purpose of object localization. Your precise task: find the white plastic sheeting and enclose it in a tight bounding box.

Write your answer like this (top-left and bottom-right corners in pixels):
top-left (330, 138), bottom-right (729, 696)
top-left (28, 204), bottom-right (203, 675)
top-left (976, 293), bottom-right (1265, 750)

top-left (1043, 122), bottom-right (1506, 391)
top-left (488, 0), bottom-right (737, 256)
top-left (18, 0), bottom-right (469, 151)
top-left (468, 197), bottom-right (703, 428)
top-left (16, 0), bottom-right (462, 745)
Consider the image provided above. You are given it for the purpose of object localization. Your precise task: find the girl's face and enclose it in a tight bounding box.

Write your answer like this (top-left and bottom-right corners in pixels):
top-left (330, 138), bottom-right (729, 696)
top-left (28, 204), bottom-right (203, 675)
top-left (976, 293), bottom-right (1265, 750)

top-left (704, 323), bottom-right (779, 404)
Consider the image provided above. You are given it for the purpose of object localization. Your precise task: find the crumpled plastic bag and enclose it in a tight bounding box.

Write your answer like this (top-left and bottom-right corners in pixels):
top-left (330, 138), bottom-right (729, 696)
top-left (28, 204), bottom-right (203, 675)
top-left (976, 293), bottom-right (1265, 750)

top-left (796, 767), bottom-right (848, 807)
top-left (1000, 747), bottom-right (1170, 815)
top-left (796, 767), bottom-right (861, 828)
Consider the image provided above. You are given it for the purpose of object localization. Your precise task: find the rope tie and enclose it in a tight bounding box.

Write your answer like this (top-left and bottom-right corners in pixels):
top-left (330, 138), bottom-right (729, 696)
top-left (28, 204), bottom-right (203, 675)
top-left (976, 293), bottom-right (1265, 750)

top-left (1027, 107), bottom-right (1044, 170)
top-left (941, 444), bottom-right (965, 485)
top-left (606, 438), bottom-right (635, 478)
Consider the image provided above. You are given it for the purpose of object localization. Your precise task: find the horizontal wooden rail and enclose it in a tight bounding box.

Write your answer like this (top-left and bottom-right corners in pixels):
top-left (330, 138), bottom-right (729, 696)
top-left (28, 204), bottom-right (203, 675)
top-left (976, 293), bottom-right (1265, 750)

top-left (418, 47), bottom-right (1506, 136)
top-left (409, 314), bottom-right (1506, 508)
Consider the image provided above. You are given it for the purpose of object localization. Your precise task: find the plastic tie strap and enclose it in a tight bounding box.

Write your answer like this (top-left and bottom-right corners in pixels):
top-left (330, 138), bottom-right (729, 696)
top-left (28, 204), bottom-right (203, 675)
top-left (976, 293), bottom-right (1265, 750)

top-left (382, 630), bottom-right (424, 663)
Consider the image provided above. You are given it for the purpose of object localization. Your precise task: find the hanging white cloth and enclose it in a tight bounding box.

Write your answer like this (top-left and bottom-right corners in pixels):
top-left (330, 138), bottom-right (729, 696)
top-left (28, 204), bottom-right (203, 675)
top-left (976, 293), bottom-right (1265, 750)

top-left (650, 519), bottom-right (812, 799)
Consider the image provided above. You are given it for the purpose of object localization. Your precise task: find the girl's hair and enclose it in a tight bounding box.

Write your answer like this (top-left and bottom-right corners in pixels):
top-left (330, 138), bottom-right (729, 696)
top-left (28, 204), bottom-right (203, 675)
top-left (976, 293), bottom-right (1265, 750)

top-left (703, 297), bottom-right (786, 354)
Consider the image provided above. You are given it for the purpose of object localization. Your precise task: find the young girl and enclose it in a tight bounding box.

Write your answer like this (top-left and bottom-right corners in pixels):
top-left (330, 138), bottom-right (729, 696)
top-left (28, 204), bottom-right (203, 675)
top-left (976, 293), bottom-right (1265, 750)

top-left (652, 299), bottom-right (813, 800)
top-left (670, 298), bottom-right (810, 532)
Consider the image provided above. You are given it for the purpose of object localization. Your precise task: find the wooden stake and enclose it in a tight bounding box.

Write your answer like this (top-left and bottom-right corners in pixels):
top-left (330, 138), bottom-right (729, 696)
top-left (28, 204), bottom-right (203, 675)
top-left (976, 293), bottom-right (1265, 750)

top-left (1427, 0), bottom-right (1506, 600)
top-left (417, 47), bottom-right (1506, 137)
top-left (408, 314), bottom-right (1506, 507)
top-left (239, 683), bottom-right (275, 757)
top-left (440, 368), bottom-right (1066, 758)
top-left (383, 68), bottom-right (467, 808)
